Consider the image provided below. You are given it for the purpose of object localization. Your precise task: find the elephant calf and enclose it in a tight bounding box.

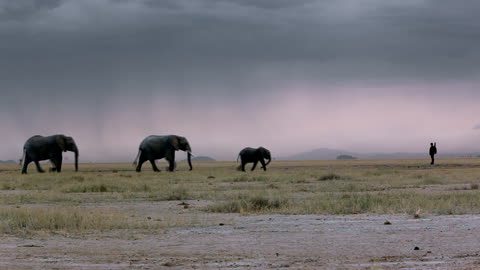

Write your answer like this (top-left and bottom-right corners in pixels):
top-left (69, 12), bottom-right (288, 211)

top-left (133, 135), bottom-right (193, 172)
top-left (21, 135), bottom-right (79, 174)
top-left (237, 147), bottom-right (271, 172)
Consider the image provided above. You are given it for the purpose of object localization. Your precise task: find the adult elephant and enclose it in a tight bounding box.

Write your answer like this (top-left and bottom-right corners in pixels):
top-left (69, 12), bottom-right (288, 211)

top-left (133, 135), bottom-right (193, 172)
top-left (237, 147), bottom-right (271, 172)
top-left (20, 135), bottom-right (79, 174)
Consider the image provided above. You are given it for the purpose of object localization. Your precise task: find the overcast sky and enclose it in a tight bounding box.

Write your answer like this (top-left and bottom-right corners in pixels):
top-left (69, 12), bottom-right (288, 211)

top-left (1, 0), bottom-right (480, 161)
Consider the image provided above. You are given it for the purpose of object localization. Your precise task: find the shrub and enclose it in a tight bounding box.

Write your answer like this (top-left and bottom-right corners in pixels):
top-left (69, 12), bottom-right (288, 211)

top-left (318, 173), bottom-right (349, 181)
top-left (205, 194), bottom-right (289, 213)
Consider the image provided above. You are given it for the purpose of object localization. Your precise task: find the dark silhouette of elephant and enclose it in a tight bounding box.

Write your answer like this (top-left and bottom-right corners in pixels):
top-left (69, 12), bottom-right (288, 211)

top-left (237, 147), bottom-right (271, 171)
top-left (20, 135), bottom-right (79, 174)
top-left (133, 135), bottom-right (192, 172)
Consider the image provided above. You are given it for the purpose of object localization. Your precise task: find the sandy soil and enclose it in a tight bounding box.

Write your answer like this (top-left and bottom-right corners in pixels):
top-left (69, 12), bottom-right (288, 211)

top-left (2, 201), bottom-right (480, 269)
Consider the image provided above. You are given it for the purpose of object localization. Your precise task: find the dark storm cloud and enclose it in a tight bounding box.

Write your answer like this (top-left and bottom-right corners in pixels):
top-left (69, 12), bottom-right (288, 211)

top-left (1, 0), bottom-right (480, 161)
top-left (0, 0), bottom-right (62, 21)
top-left (1, 0), bottom-right (479, 91)
top-left (136, 0), bottom-right (480, 82)
top-left (142, 0), bottom-right (313, 10)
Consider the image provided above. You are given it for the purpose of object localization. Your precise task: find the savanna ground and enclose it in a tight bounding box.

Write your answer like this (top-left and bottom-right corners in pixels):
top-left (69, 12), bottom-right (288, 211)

top-left (2, 159), bottom-right (480, 269)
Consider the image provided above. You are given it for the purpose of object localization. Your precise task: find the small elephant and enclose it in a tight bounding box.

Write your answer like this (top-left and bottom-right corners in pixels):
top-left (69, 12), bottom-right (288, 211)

top-left (133, 135), bottom-right (193, 172)
top-left (20, 135), bottom-right (79, 174)
top-left (237, 147), bottom-right (271, 171)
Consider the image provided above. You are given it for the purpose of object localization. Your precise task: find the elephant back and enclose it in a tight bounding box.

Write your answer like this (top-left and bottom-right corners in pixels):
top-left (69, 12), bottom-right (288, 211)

top-left (24, 135), bottom-right (46, 147)
top-left (239, 147), bottom-right (255, 155)
top-left (139, 135), bottom-right (165, 149)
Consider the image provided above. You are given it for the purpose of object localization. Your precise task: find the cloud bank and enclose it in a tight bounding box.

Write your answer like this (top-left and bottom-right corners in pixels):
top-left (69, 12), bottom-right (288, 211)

top-left (1, 0), bottom-right (479, 161)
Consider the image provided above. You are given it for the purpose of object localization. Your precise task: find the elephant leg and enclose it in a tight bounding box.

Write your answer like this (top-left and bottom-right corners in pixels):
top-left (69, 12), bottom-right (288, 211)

top-left (136, 155), bottom-right (147, 172)
top-left (49, 159), bottom-right (57, 172)
top-left (260, 159), bottom-right (267, 171)
top-left (21, 156), bottom-right (32, 174)
top-left (167, 160), bottom-right (175, 172)
top-left (167, 161), bottom-right (177, 171)
top-left (251, 161), bottom-right (258, 171)
top-left (241, 161), bottom-right (246, 172)
top-left (34, 160), bottom-right (45, 173)
top-left (48, 158), bottom-right (58, 172)
top-left (166, 152), bottom-right (175, 172)
top-left (55, 158), bottom-right (62, 173)
top-left (149, 159), bottom-right (161, 172)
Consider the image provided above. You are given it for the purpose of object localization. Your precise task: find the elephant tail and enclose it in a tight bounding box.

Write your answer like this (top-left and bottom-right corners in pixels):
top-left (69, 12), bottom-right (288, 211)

top-left (19, 148), bottom-right (26, 167)
top-left (132, 149), bottom-right (142, 166)
top-left (237, 154), bottom-right (240, 162)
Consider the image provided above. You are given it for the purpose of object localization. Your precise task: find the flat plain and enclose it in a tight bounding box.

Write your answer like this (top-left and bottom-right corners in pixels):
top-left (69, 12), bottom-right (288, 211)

top-left (2, 159), bottom-right (480, 269)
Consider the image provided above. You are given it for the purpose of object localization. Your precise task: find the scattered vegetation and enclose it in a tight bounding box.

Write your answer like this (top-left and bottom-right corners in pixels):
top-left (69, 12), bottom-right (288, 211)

top-left (318, 173), bottom-right (350, 181)
top-left (231, 175), bottom-right (268, 182)
top-left (1, 159), bottom-right (480, 235)
top-left (206, 193), bottom-right (290, 213)
top-left (147, 186), bottom-right (191, 201)
top-left (0, 206), bottom-right (159, 234)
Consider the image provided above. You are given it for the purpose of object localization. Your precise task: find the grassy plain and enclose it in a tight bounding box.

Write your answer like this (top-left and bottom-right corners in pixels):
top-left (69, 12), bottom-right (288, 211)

top-left (1, 158), bottom-right (480, 235)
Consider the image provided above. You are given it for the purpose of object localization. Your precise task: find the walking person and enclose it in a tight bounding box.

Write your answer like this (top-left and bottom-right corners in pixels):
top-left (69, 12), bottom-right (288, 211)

top-left (429, 142), bottom-right (437, 165)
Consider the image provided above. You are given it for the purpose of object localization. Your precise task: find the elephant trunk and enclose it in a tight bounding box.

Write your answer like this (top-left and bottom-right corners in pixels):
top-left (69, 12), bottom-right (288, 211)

top-left (187, 152), bottom-right (193, 171)
top-left (265, 157), bottom-right (271, 166)
top-left (73, 145), bottom-right (79, 172)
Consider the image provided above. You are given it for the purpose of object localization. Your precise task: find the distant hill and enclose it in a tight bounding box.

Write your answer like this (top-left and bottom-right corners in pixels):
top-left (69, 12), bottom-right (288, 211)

top-left (282, 148), bottom-right (357, 160)
top-left (0, 160), bottom-right (16, 164)
top-left (281, 148), bottom-right (480, 161)
top-left (337, 155), bottom-right (357, 160)
top-left (182, 156), bottom-right (216, 162)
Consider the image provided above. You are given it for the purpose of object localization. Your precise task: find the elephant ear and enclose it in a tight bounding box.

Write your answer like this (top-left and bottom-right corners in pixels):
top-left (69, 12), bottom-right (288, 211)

top-left (169, 136), bottom-right (180, 150)
top-left (57, 135), bottom-right (67, 152)
top-left (257, 147), bottom-right (265, 159)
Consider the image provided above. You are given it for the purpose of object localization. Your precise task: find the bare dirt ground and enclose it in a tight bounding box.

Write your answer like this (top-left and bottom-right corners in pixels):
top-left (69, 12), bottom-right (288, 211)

top-left (2, 201), bottom-right (480, 269)
top-left (3, 159), bottom-right (480, 269)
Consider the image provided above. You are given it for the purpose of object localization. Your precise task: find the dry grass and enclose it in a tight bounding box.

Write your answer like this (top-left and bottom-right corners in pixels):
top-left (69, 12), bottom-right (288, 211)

top-left (206, 190), bottom-right (480, 215)
top-left (205, 192), bottom-right (290, 213)
top-left (0, 206), bottom-right (160, 234)
top-left (1, 158), bottom-right (480, 235)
